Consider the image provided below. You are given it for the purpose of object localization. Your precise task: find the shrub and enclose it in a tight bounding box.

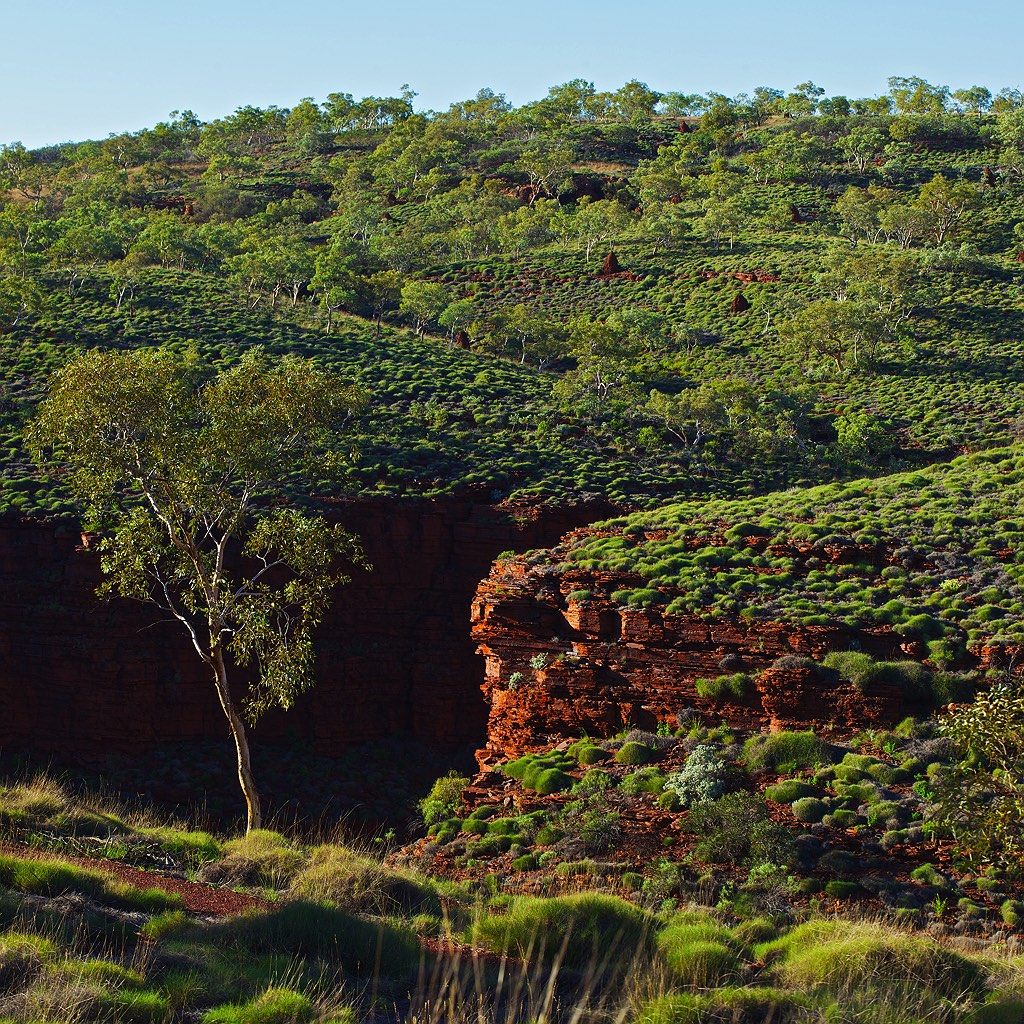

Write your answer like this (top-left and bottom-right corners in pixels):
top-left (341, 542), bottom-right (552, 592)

top-left (823, 650), bottom-right (877, 690)
top-left (202, 987), bottom-right (314, 1024)
top-left (893, 614), bottom-right (946, 641)
top-left (620, 768), bottom-right (664, 797)
top-left (791, 797), bottom-right (829, 823)
top-left (761, 920), bottom-right (984, 999)
top-left (824, 880), bottom-right (860, 899)
top-left (764, 779), bottom-right (817, 803)
top-left (822, 808), bottom-right (860, 829)
top-left (576, 744), bottom-right (608, 765)
top-left (574, 769), bottom-right (613, 794)
top-left (419, 771), bottom-right (470, 826)
top-left (657, 937), bottom-right (743, 987)
top-left (866, 800), bottom-right (905, 828)
top-left (636, 990), bottom-right (811, 1024)
top-left (665, 744), bottom-right (733, 807)
top-left (1001, 899), bottom-right (1023, 927)
top-left (743, 731), bottom-right (834, 773)
top-left (533, 768), bottom-right (573, 795)
top-left (472, 893), bottom-right (652, 970)
top-left (658, 790), bottom-right (682, 811)
top-left (615, 741), bottom-right (656, 765)
top-left (288, 845), bottom-right (434, 914)
top-left (683, 793), bottom-right (794, 868)
top-left (694, 673), bottom-right (750, 700)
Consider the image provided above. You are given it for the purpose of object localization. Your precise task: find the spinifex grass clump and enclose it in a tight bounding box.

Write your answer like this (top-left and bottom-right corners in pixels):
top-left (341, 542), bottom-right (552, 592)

top-left (472, 893), bottom-right (653, 971)
top-left (743, 731), bottom-right (836, 774)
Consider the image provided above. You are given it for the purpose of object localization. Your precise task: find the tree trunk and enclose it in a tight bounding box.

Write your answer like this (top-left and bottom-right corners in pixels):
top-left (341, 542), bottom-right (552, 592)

top-left (210, 644), bottom-right (262, 832)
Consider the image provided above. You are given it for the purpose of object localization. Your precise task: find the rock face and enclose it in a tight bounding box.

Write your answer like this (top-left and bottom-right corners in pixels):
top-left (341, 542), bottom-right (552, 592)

top-left (471, 550), bottom-right (921, 766)
top-left (0, 499), bottom-right (611, 763)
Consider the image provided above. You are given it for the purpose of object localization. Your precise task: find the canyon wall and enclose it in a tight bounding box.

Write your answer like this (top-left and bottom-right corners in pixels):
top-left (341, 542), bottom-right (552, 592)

top-left (0, 498), bottom-right (611, 762)
top-left (472, 544), bottom-right (930, 766)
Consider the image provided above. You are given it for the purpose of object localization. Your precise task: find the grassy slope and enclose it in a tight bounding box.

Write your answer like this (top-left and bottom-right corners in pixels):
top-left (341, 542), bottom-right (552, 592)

top-left (0, 769), bottom-right (1021, 1024)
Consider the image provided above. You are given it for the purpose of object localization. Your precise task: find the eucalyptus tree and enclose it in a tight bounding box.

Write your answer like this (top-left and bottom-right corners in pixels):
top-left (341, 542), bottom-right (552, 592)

top-left (27, 347), bottom-right (367, 832)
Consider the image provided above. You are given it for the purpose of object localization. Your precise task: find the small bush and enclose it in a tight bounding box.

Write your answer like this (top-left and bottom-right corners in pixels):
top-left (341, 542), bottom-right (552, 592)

top-left (866, 800), bottom-right (905, 828)
top-left (615, 741), bottom-right (656, 765)
top-left (665, 745), bottom-right (733, 807)
top-left (636, 989), bottom-right (811, 1024)
top-left (472, 893), bottom-right (652, 970)
top-left (533, 768), bottom-right (573, 795)
top-left (202, 987), bottom-right (314, 1024)
top-left (209, 902), bottom-right (420, 979)
top-left (1001, 899), bottom-right (1023, 926)
top-left (762, 920), bottom-right (984, 998)
top-left (791, 797), bottom-right (829, 823)
top-left (657, 937), bottom-right (743, 987)
top-left (197, 831), bottom-right (305, 888)
top-left (743, 731), bottom-right (834, 773)
top-left (824, 880), bottom-right (860, 899)
top-left (420, 771), bottom-right (469, 826)
top-left (621, 767), bottom-right (665, 796)
top-left (694, 673), bottom-right (750, 700)
top-left (683, 793), bottom-right (794, 868)
top-left (576, 744), bottom-right (608, 765)
top-left (764, 779), bottom-right (817, 803)
top-left (288, 845), bottom-right (434, 914)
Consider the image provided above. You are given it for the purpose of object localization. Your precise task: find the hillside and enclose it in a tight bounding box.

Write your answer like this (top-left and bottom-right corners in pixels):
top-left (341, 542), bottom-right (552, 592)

top-left (2, 76), bottom-right (1024, 1023)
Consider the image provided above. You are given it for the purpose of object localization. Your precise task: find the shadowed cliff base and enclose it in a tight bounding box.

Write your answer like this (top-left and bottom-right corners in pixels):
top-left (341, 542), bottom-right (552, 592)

top-left (0, 497), bottom-right (613, 824)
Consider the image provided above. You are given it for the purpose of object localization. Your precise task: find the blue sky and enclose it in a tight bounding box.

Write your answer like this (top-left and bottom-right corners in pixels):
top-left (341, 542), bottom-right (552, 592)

top-left (4, 0), bottom-right (1022, 148)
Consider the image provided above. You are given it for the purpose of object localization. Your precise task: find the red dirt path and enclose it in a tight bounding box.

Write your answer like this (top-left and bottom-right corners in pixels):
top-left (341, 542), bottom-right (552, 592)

top-left (0, 840), bottom-right (269, 915)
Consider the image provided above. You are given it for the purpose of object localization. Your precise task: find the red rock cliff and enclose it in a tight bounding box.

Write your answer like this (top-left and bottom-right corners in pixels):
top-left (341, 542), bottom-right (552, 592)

top-left (472, 538), bottom-right (933, 765)
top-left (0, 498), bottom-right (611, 762)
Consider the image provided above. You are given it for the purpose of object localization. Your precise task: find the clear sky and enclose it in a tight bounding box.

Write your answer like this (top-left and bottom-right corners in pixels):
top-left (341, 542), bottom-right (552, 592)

top-left (4, 0), bottom-right (1023, 148)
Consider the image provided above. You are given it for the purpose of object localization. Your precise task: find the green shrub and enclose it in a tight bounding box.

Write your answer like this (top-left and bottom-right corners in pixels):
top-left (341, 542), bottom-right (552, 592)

top-left (511, 854), bottom-right (538, 872)
top-left (615, 741), bottom-right (656, 765)
top-left (419, 771), bottom-right (469, 826)
top-left (288, 845), bottom-right (434, 914)
top-left (665, 745), bottom-right (733, 807)
top-left (533, 768), bottom-right (573, 795)
top-left (574, 769), bottom-right (613, 794)
top-left (621, 767), bottom-right (665, 796)
top-left (824, 880), bottom-right (860, 899)
top-left (657, 937), bottom-right (742, 987)
top-left (535, 825), bottom-right (563, 845)
top-left (473, 893), bottom-right (652, 970)
top-left (694, 673), bottom-right (750, 700)
top-left (683, 793), bottom-right (794, 868)
top-left (636, 989), bottom-right (811, 1024)
top-left (743, 731), bottom-right (834, 773)
top-left (764, 779), bottom-right (817, 803)
top-left (658, 790), bottom-right (682, 811)
top-left (575, 744), bottom-right (608, 765)
top-left (761, 920), bottom-right (984, 998)
top-left (866, 800), bottom-right (905, 828)
top-left (1001, 899), bottom-right (1024, 926)
top-left (791, 797), bottom-right (829, 823)
top-left (202, 987), bottom-right (314, 1024)
top-left (822, 651), bottom-right (877, 690)
top-left (197, 831), bottom-right (305, 888)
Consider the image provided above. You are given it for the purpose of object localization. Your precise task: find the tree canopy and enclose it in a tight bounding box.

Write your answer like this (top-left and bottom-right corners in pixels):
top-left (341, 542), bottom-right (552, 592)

top-left (26, 347), bottom-right (368, 831)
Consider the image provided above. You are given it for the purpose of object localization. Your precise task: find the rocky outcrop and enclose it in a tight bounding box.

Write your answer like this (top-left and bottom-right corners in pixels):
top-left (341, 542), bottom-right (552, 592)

top-left (0, 498), bottom-right (611, 763)
top-left (471, 550), bottom-right (918, 766)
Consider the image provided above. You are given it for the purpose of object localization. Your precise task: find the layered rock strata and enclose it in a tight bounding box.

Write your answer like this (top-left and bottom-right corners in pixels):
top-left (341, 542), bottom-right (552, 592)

top-left (472, 538), bottom-right (935, 766)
